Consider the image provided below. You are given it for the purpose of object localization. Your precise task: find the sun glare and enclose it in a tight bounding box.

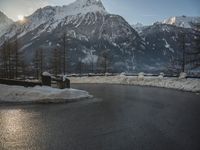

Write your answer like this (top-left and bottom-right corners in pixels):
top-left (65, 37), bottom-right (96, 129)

top-left (17, 15), bottom-right (24, 21)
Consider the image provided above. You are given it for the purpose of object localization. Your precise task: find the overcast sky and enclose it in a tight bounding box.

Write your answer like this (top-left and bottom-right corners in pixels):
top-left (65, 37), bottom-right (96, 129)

top-left (0, 0), bottom-right (199, 25)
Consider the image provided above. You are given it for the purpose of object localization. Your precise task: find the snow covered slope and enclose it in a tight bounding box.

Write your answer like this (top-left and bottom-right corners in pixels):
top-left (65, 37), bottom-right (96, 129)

top-left (26, 0), bottom-right (106, 30)
top-left (0, 11), bottom-right (13, 37)
top-left (163, 16), bottom-right (200, 29)
top-left (0, 0), bottom-right (145, 72)
top-left (2, 0), bottom-right (107, 39)
top-left (138, 23), bottom-right (199, 72)
top-left (69, 75), bottom-right (200, 92)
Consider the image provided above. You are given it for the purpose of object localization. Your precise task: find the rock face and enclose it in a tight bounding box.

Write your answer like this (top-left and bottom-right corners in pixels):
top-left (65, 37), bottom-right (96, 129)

top-left (0, 11), bottom-right (13, 37)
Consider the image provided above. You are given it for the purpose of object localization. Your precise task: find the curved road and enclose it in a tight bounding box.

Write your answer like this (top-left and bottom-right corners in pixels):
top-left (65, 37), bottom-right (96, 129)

top-left (0, 84), bottom-right (200, 150)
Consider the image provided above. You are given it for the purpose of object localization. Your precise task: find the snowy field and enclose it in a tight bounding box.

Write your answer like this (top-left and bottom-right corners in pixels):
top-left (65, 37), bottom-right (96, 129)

top-left (0, 84), bottom-right (91, 103)
top-left (69, 75), bottom-right (200, 93)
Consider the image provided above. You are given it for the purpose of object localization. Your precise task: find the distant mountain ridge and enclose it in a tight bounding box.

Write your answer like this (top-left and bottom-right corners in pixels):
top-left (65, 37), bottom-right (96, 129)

top-left (163, 16), bottom-right (200, 29)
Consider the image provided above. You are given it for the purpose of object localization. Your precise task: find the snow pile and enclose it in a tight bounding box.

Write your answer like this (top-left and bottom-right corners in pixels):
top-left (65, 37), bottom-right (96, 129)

top-left (42, 72), bottom-right (51, 76)
top-left (120, 72), bottom-right (126, 77)
top-left (138, 72), bottom-right (144, 80)
top-left (179, 72), bottom-right (187, 79)
top-left (0, 84), bottom-right (91, 103)
top-left (158, 72), bottom-right (164, 79)
top-left (63, 75), bottom-right (69, 81)
top-left (69, 75), bottom-right (200, 92)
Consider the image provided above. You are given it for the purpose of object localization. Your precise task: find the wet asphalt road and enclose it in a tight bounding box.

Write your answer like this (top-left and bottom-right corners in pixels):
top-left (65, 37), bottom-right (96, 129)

top-left (0, 84), bottom-right (200, 150)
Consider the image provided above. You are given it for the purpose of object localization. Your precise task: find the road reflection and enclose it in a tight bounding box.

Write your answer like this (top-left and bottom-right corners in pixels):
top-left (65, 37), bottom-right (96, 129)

top-left (0, 109), bottom-right (44, 149)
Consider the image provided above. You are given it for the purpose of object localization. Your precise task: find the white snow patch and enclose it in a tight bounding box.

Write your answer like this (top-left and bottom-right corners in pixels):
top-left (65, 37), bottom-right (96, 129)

top-left (19, 43), bottom-right (33, 51)
top-left (0, 84), bottom-right (91, 103)
top-left (42, 72), bottom-right (51, 76)
top-left (163, 38), bottom-right (174, 53)
top-left (138, 72), bottom-right (145, 80)
top-left (82, 49), bottom-right (98, 64)
top-left (69, 76), bottom-right (200, 93)
top-left (63, 75), bottom-right (69, 81)
top-left (179, 72), bottom-right (187, 79)
top-left (158, 72), bottom-right (164, 79)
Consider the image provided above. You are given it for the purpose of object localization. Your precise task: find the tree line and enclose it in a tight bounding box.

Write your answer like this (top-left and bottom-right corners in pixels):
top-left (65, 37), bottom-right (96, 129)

top-left (0, 34), bottom-right (25, 79)
top-left (167, 24), bottom-right (200, 75)
top-left (1, 28), bottom-right (199, 79)
top-left (0, 34), bottom-right (112, 79)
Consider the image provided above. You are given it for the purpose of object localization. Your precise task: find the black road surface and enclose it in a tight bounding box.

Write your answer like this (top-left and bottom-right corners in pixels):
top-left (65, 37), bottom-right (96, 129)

top-left (0, 84), bottom-right (200, 150)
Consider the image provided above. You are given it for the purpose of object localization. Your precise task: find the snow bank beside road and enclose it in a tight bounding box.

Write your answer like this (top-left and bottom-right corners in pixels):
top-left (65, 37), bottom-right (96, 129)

top-left (69, 76), bottom-right (200, 93)
top-left (0, 84), bottom-right (91, 103)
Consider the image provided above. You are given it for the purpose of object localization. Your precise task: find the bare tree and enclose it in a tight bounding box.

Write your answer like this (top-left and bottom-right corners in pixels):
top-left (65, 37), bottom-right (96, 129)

top-left (62, 33), bottom-right (67, 75)
top-left (0, 35), bottom-right (26, 79)
top-left (187, 24), bottom-right (200, 69)
top-left (51, 48), bottom-right (61, 76)
top-left (167, 29), bottom-right (200, 76)
top-left (167, 32), bottom-right (187, 75)
top-left (12, 34), bottom-right (19, 78)
top-left (181, 33), bottom-right (186, 73)
top-left (77, 59), bottom-right (83, 76)
top-left (0, 41), bottom-right (8, 78)
top-left (33, 48), bottom-right (44, 79)
top-left (1, 39), bottom-right (13, 79)
top-left (99, 49), bottom-right (111, 74)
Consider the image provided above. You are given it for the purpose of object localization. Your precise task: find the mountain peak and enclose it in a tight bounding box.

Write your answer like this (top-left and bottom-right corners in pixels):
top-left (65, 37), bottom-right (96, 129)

top-left (76, 0), bottom-right (104, 6)
top-left (66, 0), bottom-right (107, 15)
top-left (0, 11), bottom-right (13, 37)
top-left (27, 0), bottom-right (107, 23)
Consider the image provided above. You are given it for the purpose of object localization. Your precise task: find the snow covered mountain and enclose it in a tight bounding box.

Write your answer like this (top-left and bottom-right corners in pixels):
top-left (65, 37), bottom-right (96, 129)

top-left (163, 16), bottom-right (200, 29)
top-left (131, 23), bottom-right (149, 34)
top-left (138, 23), bottom-right (200, 72)
top-left (0, 0), bottom-right (145, 72)
top-left (132, 23), bottom-right (143, 29)
top-left (0, 11), bottom-right (13, 37)
top-left (1, 0), bottom-right (107, 39)
top-left (0, 0), bottom-right (199, 73)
